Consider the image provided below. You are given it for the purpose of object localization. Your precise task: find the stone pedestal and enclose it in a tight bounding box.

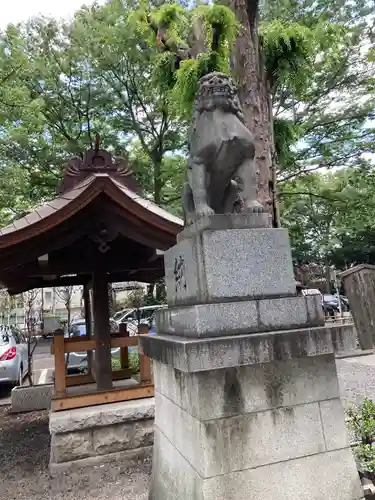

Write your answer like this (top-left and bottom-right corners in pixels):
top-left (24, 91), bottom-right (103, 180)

top-left (141, 216), bottom-right (363, 500)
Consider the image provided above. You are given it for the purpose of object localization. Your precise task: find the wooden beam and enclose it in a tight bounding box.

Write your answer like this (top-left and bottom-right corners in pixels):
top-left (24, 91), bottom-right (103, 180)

top-left (50, 335), bottom-right (139, 354)
top-left (65, 370), bottom-right (132, 386)
top-left (112, 368), bottom-right (133, 380)
top-left (51, 384), bottom-right (154, 411)
top-left (92, 269), bottom-right (112, 391)
top-left (66, 372), bottom-right (95, 387)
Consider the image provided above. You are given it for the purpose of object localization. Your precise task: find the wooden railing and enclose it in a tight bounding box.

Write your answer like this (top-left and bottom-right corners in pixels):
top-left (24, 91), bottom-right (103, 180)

top-left (51, 323), bottom-right (153, 411)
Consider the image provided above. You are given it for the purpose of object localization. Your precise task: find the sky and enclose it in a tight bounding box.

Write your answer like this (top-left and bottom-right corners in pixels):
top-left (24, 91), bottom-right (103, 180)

top-left (0, 0), bottom-right (102, 28)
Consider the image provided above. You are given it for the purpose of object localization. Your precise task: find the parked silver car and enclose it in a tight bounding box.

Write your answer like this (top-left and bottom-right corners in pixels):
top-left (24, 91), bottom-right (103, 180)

top-left (64, 318), bottom-right (119, 373)
top-left (0, 327), bottom-right (29, 385)
top-left (113, 305), bottom-right (163, 335)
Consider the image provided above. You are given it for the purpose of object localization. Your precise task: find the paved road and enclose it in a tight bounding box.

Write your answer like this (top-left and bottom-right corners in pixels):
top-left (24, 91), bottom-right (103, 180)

top-left (0, 338), bottom-right (54, 405)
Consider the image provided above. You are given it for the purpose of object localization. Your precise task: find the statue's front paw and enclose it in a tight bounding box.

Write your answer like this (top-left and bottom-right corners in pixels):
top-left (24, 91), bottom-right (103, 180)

top-left (196, 205), bottom-right (215, 218)
top-left (244, 200), bottom-right (265, 213)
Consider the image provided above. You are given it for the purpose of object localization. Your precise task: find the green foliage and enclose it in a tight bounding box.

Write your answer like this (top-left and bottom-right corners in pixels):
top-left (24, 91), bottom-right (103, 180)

top-left (196, 3), bottom-right (238, 58)
top-left (0, 0), bottom-right (187, 222)
top-left (144, 2), bottom-right (238, 118)
top-left (348, 398), bottom-right (375, 446)
top-left (261, 20), bottom-right (315, 93)
top-left (348, 398), bottom-right (375, 475)
top-left (112, 351), bottom-right (140, 373)
top-left (170, 54), bottom-right (213, 117)
top-left (153, 51), bottom-right (177, 90)
top-left (280, 166), bottom-right (375, 268)
top-left (267, 0), bottom-right (375, 181)
top-left (353, 445), bottom-right (375, 475)
top-left (273, 118), bottom-right (301, 169)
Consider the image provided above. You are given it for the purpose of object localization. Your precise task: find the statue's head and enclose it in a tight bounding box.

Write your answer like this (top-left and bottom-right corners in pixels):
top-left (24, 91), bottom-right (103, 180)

top-left (195, 72), bottom-right (245, 122)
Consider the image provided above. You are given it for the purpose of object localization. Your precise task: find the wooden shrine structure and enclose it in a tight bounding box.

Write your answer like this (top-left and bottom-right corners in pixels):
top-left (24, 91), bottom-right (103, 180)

top-left (0, 140), bottom-right (182, 411)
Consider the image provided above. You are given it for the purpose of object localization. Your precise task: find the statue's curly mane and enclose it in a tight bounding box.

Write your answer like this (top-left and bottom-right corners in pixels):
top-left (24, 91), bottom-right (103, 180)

top-left (194, 72), bottom-right (245, 124)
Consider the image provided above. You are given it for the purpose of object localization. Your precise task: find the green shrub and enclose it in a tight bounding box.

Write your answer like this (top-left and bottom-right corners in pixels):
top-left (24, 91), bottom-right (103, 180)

top-left (347, 397), bottom-right (375, 445)
top-left (347, 398), bottom-right (375, 476)
top-left (111, 350), bottom-right (140, 373)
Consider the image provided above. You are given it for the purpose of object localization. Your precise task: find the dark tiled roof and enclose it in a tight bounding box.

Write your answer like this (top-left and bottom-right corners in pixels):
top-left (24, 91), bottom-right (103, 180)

top-left (0, 175), bottom-right (182, 239)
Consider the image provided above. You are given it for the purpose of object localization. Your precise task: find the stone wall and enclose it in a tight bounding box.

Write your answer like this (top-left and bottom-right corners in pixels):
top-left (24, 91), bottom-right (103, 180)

top-left (49, 398), bottom-right (154, 473)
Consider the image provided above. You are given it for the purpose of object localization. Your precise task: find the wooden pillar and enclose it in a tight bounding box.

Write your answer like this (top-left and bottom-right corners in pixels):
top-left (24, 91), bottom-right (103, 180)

top-left (53, 329), bottom-right (67, 397)
top-left (92, 271), bottom-right (112, 391)
top-left (83, 283), bottom-right (93, 374)
top-left (138, 324), bottom-right (152, 384)
top-left (119, 322), bottom-right (129, 369)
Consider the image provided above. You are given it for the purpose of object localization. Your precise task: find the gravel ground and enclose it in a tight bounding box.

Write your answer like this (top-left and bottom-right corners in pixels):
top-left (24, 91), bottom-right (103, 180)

top-left (337, 355), bottom-right (375, 409)
top-left (0, 406), bottom-right (151, 500)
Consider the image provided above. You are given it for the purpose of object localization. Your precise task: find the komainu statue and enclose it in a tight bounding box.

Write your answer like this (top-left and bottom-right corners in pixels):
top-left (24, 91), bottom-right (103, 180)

top-left (182, 72), bottom-right (265, 225)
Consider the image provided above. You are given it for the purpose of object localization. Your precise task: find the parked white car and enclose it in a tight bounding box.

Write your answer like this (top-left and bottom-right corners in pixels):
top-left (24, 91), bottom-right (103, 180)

top-left (113, 305), bottom-right (163, 335)
top-left (0, 327), bottom-right (29, 386)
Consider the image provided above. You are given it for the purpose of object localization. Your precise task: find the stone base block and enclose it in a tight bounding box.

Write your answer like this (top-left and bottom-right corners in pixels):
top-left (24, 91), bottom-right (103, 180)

top-left (157, 294), bottom-right (324, 337)
top-left (177, 213), bottom-right (271, 242)
top-left (141, 326), bottom-right (335, 372)
top-left (11, 384), bottom-right (53, 413)
top-left (141, 324), bottom-right (359, 372)
top-left (150, 428), bottom-right (362, 500)
top-left (164, 226), bottom-right (296, 307)
top-left (148, 346), bottom-right (362, 500)
top-left (49, 398), bottom-right (154, 470)
top-left (152, 355), bottom-right (341, 420)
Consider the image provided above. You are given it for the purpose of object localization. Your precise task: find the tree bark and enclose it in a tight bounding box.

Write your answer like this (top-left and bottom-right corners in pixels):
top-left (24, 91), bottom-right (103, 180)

top-left (228, 0), bottom-right (279, 226)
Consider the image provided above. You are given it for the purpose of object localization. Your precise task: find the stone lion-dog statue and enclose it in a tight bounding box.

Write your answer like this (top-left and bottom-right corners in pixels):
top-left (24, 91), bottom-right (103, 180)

top-left (182, 72), bottom-right (265, 225)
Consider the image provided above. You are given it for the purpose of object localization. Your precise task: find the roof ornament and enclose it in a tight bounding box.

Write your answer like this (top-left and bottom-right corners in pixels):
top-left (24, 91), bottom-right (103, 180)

top-left (58, 138), bottom-right (141, 194)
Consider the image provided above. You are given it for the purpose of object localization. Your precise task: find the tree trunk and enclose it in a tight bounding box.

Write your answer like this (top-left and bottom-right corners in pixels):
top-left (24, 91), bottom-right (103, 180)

top-left (153, 156), bottom-right (163, 205)
top-left (228, 0), bottom-right (279, 226)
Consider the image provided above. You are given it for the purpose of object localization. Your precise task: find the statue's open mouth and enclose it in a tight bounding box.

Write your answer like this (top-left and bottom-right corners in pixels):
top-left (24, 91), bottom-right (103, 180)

top-left (200, 85), bottom-right (232, 97)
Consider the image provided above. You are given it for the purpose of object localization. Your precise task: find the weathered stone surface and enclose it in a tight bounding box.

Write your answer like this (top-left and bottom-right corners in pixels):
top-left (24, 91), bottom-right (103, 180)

top-left (157, 295), bottom-right (323, 338)
top-left (259, 295), bottom-right (324, 330)
top-left (49, 398), bottom-right (155, 434)
top-left (153, 355), bottom-right (340, 420)
top-left (319, 398), bottom-right (350, 451)
top-left (11, 384), bottom-right (53, 413)
top-left (150, 428), bottom-right (363, 500)
top-left (93, 424), bottom-right (133, 455)
top-left (331, 323), bottom-right (358, 354)
top-left (164, 228), bottom-right (296, 307)
top-left (177, 213), bottom-right (270, 242)
top-left (133, 420), bottom-right (154, 448)
top-left (50, 430), bottom-right (92, 463)
top-left (49, 400), bottom-right (155, 469)
top-left (157, 299), bottom-right (258, 337)
top-left (49, 446), bottom-right (153, 476)
top-left (151, 428), bottom-right (202, 500)
top-left (201, 449), bottom-right (363, 500)
top-left (141, 326), bottom-right (334, 373)
top-left (155, 391), bottom-right (326, 477)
